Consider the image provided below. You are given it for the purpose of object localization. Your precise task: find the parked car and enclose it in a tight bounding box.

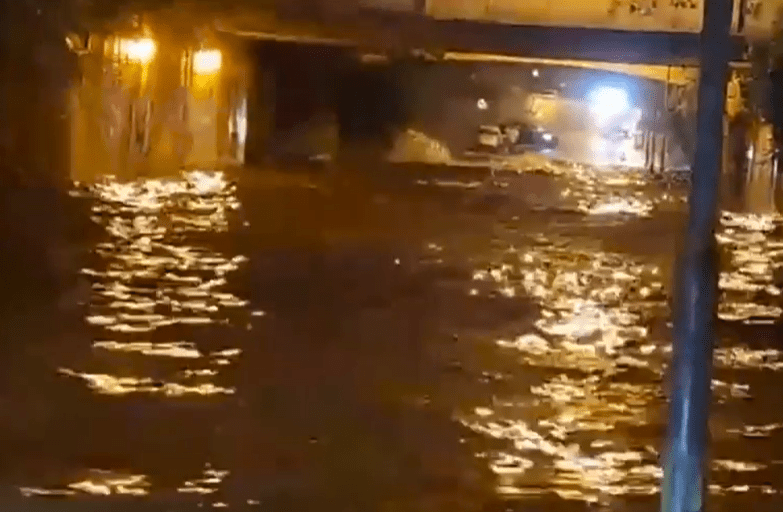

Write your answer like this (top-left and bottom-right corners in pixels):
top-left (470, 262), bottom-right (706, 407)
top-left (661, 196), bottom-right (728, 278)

top-left (468, 122), bottom-right (558, 156)
top-left (476, 125), bottom-right (503, 150)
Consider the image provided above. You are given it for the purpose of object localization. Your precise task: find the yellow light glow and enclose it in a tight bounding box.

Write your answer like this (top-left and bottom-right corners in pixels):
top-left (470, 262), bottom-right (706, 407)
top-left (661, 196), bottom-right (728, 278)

top-left (443, 52), bottom-right (698, 86)
top-left (193, 49), bottom-right (222, 74)
top-left (120, 38), bottom-right (156, 64)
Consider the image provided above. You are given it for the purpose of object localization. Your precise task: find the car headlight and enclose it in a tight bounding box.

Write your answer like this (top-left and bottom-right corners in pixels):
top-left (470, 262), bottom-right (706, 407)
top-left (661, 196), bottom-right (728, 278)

top-left (542, 132), bottom-right (553, 142)
top-left (588, 86), bottom-right (630, 123)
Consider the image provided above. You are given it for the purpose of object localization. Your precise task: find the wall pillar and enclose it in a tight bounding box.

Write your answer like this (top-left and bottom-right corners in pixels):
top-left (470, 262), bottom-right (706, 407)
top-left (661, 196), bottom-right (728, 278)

top-left (245, 61), bottom-right (276, 166)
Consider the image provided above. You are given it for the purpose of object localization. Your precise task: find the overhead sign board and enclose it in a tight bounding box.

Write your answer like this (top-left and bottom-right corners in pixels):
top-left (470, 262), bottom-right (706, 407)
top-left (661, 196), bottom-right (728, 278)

top-left (426, 0), bottom-right (776, 38)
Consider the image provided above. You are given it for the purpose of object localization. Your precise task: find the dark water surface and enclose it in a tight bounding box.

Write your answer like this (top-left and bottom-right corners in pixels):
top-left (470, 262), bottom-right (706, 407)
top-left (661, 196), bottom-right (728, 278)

top-left (2, 163), bottom-right (783, 511)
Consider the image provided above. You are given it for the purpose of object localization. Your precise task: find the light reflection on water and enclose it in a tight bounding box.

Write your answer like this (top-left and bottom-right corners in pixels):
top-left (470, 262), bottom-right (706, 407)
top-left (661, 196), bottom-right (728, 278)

top-left (718, 211), bottom-right (783, 322)
top-left (562, 166), bottom-right (680, 218)
top-left (460, 240), bottom-right (667, 503)
top-left (34, 171), bottom-right (245, 497)
top-left (15, 164), bottom-right (783, 506)
top-left (20, 464), bottom-right (230, 498)
top-left (452, 168), bottom-right (783, 504)
top-left (21, 470), bottom-right (150, 497)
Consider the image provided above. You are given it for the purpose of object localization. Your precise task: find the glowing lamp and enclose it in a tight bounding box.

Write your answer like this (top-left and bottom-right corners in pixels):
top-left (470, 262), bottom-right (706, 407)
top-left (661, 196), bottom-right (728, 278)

top-left (587, 86), bottom-right (630, 123)
top-left (193, 49), bottom-right (222, 75)
top-left (120, 38), bottom-right (156, 64)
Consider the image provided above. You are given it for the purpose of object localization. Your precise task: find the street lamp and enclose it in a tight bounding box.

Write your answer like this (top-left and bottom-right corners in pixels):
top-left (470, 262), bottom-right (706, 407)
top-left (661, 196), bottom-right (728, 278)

top-left (118, 38), bottom-right (156, 64)
top-left (193, 49), bottom-right (222, 75)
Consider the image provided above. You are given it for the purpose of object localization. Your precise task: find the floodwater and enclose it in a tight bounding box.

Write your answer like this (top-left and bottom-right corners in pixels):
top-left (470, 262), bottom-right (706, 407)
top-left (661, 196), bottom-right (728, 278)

top-left (3, 160), bottom-right (783, 511)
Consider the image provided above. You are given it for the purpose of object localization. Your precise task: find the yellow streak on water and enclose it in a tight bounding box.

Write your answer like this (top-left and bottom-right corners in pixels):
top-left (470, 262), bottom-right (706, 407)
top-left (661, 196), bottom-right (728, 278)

top-left (28, 171), bottom-right (246, 500)
top-left (60, 171), bottom-right (247, 397)
top-left (451, 169), bottom-right (783, 504)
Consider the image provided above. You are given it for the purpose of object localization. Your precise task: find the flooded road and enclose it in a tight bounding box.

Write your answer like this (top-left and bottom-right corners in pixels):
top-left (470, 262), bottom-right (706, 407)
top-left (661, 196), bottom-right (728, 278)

top-left (4, 162), bottom-right (783, 511)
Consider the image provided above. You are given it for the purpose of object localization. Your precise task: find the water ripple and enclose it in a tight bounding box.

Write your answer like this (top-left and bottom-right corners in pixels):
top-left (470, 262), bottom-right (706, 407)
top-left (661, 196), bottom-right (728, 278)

top-left (453, 171), bottom-right (783, 504)
top-left (27, 171), bottom-right (247, 500)
top-left (59, 171), bottom-right (247, 398)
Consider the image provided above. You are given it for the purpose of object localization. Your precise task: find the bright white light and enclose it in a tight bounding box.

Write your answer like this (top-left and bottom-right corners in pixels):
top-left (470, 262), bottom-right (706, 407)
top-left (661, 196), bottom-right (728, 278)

top-left (532, 69), bottom-right (540, 78)
top-left (588, 86), bottom-right (630, 123)
top-left (477, 98), bottom-right (488, 110)
top-left (542, 132), bottom-right (553, 142)
top-left (120, 38), bottom-right (156, 64)
top-left (193, 49), bottom-right (222, 74)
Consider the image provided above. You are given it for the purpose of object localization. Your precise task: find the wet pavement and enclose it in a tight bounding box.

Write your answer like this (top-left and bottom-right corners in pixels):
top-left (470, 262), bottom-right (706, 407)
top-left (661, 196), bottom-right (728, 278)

top-left (2, 161), bottom-right (783, 511)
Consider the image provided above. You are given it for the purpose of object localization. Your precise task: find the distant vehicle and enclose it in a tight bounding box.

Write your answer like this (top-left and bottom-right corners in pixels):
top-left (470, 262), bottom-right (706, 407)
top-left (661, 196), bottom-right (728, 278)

top-left (504, 123), bottom-right (559, 152)
top-left (467, 122), bottom-right (558, 157)
top-left (476, 125), bottom-right (503, 150)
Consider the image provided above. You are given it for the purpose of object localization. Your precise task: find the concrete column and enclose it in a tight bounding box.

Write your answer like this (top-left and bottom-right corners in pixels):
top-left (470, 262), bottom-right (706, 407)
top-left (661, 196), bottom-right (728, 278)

top-left (227, 82), bottom-right (249, 165)
top-left (184, 92), bottom-right (219, 168)
top-left (1, 0), bottom-right (75, 186)
top-left (658, 134), bottom-right (668, 172)
top-left (217, 48), bottom-right (251, 167)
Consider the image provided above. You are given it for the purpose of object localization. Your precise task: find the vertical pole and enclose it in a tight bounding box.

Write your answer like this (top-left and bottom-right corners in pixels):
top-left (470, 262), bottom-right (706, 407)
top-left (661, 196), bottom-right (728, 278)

top-left (661, 0), bottom-right (733, 511)
top-left (737, 0), bottom-right (747, 34)
top-left (650, 132), bottom-right (658, 173)
top-left (660, 135), bottom-right (668, 173)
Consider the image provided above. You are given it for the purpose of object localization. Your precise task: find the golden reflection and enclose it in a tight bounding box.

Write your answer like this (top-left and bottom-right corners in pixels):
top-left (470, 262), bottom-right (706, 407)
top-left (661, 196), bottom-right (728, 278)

top-left (717, 211), bottom-right (783, 322)
top-left (460, 233), bottom-right (668, 502)
top-left (69, 471), bottom-right (150, 496)
top-left (21, 470), bottom-right (152, 497)
top-left (713, 460), bottom-right (766, 472)
top-left (58, 369), bottom-right (234, 397)
top-left (62, 171), bottom-right (247, 398)
top-left (93, 341), bottom-right (202, 359)
top-left (559, 167), bottom-right (665, 217)
top-left (19, 488), bottom-right (76, 497)
top-left (19, 465), bottom-right (230, 499)
top-left (177, 465), bottom-right (229, 495)
top-left (454, 167), bottom-right (778, 503)
top-left (582, 196), bottom-right (653, 217)
top-left (715, 347), bottom-right (783, 371)
top-left (709, 484), bottom-right (779, 495)
top-left (726, 423), bottom-right (783, 438)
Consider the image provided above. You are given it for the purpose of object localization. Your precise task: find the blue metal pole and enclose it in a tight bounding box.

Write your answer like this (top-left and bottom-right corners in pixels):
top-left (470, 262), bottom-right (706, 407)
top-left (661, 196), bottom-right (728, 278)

top-left (660, 0), bottom-right (734, 511)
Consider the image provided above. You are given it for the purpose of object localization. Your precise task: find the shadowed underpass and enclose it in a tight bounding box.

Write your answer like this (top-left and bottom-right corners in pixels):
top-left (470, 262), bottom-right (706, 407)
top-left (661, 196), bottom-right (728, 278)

top-left (3, 2), bottom-right (783, 511)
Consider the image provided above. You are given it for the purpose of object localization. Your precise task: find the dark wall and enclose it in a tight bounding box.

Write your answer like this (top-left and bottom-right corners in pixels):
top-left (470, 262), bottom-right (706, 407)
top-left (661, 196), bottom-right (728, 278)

top-left (259, 43), bottom-right (345, 131)
top-left (247, 41), bottom-right (410, 163)
top-left (335, 61), bottom-right (407, 147)
top-left (0, 0), bottom-right (77, 185)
